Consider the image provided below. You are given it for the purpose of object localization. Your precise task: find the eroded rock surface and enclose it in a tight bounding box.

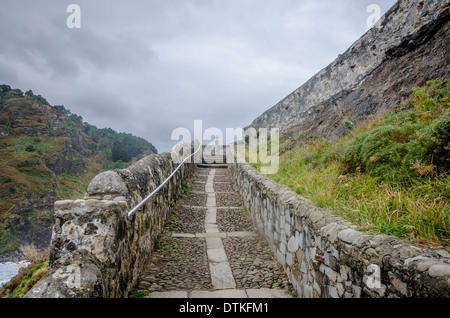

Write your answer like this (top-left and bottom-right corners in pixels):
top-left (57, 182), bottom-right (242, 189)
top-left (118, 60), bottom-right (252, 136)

top-left (247, 1), bottom-right (450, 143)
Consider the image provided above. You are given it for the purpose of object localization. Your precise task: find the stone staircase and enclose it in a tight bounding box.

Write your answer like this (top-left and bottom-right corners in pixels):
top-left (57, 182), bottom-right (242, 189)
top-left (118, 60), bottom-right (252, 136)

top-left (136, 164), bottom-right (295, 298)
top-left (201, 145), bottom-right (228, 165)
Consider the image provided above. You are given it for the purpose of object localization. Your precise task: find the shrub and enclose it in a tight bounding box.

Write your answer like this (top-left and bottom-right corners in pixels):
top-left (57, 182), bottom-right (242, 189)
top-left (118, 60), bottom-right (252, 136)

top-left (25, 145), bottom-right (36, 152)
top-left (112, 160), bottom-right (128, 169)
top-left (337, 106), bottom-right (449, 184)
top-left (129, 289), bottom-right (147, 298)
top-left (344, 120), bottom-right (355, 130)
top-left (3, 177), bottom-right (13, 183)
top-left (418, 110), bottom-right (450, 171)
top-left (341, 120), bottom-right (421, 182)
top-left (404, 78), bottom-right (450, 116)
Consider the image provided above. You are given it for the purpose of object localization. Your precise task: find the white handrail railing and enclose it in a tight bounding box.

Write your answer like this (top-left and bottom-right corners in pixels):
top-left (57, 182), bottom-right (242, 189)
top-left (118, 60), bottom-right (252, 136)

top-left (127, 143), bottom-right (202, 218)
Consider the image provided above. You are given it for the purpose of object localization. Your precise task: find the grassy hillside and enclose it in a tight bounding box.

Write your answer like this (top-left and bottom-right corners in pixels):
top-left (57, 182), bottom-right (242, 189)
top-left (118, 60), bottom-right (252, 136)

top-left (0, 85), bottom-right (157, 255)
top-left (247, 78), bottom-right (450, 248)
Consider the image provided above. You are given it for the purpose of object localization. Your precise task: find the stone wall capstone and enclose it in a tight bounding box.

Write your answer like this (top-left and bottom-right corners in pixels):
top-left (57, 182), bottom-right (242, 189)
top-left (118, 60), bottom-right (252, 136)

top-left (25, 142), bottom-right (198, 298)
top-left (229, 161), bottom-right (450, 298)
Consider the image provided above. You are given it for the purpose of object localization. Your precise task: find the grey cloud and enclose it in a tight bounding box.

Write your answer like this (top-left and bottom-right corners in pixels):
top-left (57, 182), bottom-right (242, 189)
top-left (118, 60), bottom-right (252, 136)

top-left (0, 0), bottom-right (397, 152)
top-left (0, 60), bottom-right (19, 85)
top-left (0, 3), bottom-right (155, 79)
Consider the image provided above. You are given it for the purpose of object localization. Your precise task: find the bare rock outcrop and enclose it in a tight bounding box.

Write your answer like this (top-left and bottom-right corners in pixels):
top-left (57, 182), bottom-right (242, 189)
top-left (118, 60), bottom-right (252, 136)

top-left (247, 0), bottom-right (450, 141)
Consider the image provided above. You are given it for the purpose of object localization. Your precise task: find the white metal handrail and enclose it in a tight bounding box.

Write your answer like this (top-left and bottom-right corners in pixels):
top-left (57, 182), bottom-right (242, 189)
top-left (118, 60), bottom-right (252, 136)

top-left (127, 143), bottom-right (202, 218)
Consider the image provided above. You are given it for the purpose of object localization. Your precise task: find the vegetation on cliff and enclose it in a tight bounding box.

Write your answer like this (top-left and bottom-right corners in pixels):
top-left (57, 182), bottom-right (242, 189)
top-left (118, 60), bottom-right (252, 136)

top-left (250, 78), bottom-right (450, 247)
top-left (0, 85), bottom-right (157, 254)
top-left (0, 244), bottom-right (49, 298)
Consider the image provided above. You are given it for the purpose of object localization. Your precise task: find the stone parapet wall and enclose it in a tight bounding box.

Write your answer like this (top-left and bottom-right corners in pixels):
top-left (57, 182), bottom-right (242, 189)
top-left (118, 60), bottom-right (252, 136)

top-left (25, 144), bottom-right (197, 298)
top-left (229, 161), bottom-right (450, 298)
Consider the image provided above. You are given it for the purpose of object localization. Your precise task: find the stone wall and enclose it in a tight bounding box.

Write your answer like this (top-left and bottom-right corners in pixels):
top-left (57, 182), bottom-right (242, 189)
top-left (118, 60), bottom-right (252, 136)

top-left (25, 143), bottom-right (198, 298)
top-left (229, 161), bottom-right (450, 298)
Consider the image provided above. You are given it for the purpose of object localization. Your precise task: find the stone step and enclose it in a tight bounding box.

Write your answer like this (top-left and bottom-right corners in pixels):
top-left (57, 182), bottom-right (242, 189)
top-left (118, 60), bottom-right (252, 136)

top-left (137, 166), bottom-right (295, 298)
top-left (170, 231), bottom-right (258, 238)
top-left (197, 163), bottom-right (229, 168)
top-left (146, 288), bottom-right (293, 298)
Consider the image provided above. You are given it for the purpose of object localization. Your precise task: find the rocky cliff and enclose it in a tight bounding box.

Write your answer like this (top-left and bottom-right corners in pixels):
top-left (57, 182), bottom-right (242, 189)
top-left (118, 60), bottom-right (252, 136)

top-left (0, 87), bottom-right (157, 259)
top-left (246, 0), bottom-right (450, 142)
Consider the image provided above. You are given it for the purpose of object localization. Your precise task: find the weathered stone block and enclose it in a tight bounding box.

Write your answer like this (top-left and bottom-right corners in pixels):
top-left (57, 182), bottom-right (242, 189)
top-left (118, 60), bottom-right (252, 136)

top-left (286, 252), bottom-right (294, 267)
top-left (428, 264), bottom-right (450, 278)
top-left (388, 272), bottom-right (408, 296)
top-left (338, 228), bottom-right (363, 245)
top-left (287, 235), bottom-right (298, 253)
top-left (87, 171), bottom-right (129, 196)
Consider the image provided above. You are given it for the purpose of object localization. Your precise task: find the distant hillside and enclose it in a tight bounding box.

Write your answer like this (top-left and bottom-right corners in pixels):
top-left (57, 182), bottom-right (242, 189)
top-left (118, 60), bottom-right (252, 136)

top-left (0, 85), bottom-right (157, 257)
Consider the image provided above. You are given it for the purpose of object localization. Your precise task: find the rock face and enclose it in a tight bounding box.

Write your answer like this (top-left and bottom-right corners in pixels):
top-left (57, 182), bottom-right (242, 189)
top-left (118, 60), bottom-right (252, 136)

top-left (246, 0), bottom-right (450, 141)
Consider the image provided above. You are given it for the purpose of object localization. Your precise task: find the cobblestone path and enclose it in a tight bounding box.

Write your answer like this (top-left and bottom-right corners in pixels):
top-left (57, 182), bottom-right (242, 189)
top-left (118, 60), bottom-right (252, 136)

top-left (136, 165), bottom-right (295, 298)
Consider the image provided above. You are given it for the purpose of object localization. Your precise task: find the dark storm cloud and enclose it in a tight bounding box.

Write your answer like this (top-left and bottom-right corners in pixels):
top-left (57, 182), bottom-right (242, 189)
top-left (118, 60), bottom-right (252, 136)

top-left (0, 0), bottom-right (397, 152)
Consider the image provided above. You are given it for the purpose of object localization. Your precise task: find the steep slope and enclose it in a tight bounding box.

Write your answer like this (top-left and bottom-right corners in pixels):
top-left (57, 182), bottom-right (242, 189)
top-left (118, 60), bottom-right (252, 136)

top-left (0, 86), bottom-right (157, 258)
top-left (246, 0), bottom-right (450, 143)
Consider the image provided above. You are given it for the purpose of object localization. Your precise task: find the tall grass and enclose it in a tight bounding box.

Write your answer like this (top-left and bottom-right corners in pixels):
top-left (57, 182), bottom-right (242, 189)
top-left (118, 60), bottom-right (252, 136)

top-left (251, 78), bottom-right (450, 247)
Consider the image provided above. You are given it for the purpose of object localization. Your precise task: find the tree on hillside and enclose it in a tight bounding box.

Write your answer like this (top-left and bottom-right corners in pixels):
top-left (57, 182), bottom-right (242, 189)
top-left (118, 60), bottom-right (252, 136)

top-left (53, 105), bottom-right (71, 115)
top-left (0, 85), bottom-right (11, 93)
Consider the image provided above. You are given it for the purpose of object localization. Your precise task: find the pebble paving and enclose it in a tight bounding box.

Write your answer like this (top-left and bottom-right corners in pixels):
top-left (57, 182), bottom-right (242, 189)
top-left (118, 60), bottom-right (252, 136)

top-left (137, 165), bottom-right (295, 298)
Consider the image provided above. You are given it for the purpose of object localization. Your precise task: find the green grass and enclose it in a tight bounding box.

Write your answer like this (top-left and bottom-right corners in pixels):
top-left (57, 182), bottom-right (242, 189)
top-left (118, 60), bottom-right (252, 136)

top-left (129, 288), bottom-right (148, 298)
top-left (183, 184), bottom-right (190, 195)
top-left (0, 256), bottom-right (48, 298)
top-left (241, 205), bottom-right (248, 216)
top-left (249, 78), bottom-right (450, 248)
top-left (168, 209), bottom-right (178, 223)
top-left (0, 228), bottom-right (21, 254)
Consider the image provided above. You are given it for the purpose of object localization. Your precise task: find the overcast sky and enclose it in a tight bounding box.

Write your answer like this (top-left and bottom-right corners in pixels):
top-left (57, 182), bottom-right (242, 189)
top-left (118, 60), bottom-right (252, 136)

top-left (0, 0), bottom-right (396, 152)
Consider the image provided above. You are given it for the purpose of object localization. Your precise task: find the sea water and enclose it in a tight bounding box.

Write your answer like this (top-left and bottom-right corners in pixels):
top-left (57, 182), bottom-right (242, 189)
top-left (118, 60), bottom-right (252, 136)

top-left (0, 261), bottom-right (30, 287)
